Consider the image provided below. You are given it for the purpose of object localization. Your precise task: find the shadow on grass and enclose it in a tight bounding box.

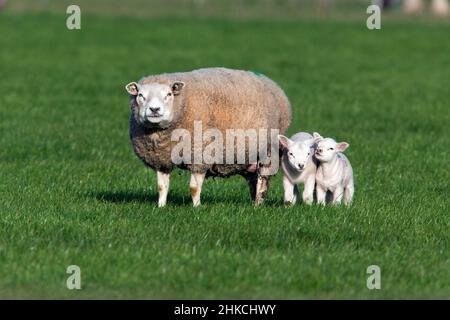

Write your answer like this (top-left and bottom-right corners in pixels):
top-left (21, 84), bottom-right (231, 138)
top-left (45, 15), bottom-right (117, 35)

top-left (93, 190), bottom-right (185, 206)
top-left (91, 190), bottom-right (283, 207)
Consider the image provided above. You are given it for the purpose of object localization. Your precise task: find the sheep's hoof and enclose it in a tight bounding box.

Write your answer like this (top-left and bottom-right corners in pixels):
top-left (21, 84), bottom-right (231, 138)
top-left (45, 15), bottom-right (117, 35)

top-left (254, 198), bottom-right (265, 206)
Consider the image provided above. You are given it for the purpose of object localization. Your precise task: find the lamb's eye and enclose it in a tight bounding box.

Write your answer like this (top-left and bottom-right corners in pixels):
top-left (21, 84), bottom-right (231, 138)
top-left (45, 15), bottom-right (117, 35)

top-left (167, 92), bottom-right (172, 97)
top-left (329, 148), bottom-right (334, 150)
top-left (308, 153), bottom-right (310, 156)
top-left (289, 152), bottom-right (293, 156)
top-left (138, 94), bottom-right (144, 100)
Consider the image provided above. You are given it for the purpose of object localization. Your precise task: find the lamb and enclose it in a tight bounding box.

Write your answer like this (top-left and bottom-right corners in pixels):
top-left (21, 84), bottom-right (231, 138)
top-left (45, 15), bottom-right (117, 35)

top-left (313, 132), bottom-right (354, 205)
top-left (125, 67), bottom-right (292, 207)
top-left (278, 132), bottom-right (318, 205)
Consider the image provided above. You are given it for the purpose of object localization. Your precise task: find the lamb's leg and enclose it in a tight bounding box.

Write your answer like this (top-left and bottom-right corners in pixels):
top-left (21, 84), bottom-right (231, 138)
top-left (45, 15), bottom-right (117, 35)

top-left (283, 175), bottom-right (297, 205)
top-left (190, 172), bottom-right (205, 207)
top-left (344, 180), bottom-right (354, 205)
top-left (255, 175), bottom-right (270, 206)
top-left (316, 185), bottom-right (327, 205)
top-left (156, 171), bottom-right (170, 207)
top-left (302, 176), bottom-right (315, 206)
top-left (332, 186), bottom-right (344, 205)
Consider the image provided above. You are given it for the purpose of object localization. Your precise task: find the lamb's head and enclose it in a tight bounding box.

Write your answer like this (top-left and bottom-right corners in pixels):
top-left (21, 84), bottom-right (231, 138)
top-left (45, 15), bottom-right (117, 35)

top-left (279, 135), bottom-right (315, 171)
top-left (313, 132), bottom-right (349, 163)
top-left (125, 81), bottom-right (185, 128)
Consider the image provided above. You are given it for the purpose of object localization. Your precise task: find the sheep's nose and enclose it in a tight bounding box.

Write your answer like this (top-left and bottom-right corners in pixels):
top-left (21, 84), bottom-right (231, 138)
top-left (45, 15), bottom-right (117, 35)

top-left (150, 106), bottom-right (160, 113)
top-left (298, 164), bottom-right (304, 170)
top-left (317, 149), bottom-right (322, 154)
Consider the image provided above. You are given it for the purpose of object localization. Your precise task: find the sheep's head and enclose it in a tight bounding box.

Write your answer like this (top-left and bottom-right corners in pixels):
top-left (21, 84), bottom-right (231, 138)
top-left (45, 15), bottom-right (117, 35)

top-left (125, 81), bottom-right (185, 128)
top-left (279, 135), bottom-right (315, 171)
top-left (314, 132), bottom-right (349, 163)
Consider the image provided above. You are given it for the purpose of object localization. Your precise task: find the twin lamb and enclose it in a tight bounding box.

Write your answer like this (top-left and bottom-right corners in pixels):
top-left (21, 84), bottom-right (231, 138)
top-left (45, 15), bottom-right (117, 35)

top-left (278, 132), bottom-right (354, 206)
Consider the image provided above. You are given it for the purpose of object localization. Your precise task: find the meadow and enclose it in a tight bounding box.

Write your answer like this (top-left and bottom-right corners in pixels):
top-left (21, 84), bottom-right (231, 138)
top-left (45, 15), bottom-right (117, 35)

top-left (0, 8), bottom-right (449, 298)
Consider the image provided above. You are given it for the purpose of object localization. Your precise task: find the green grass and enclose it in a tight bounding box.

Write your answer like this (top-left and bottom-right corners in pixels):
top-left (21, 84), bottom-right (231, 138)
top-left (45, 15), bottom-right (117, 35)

top-left (0, 11), bottom-right (449, 299)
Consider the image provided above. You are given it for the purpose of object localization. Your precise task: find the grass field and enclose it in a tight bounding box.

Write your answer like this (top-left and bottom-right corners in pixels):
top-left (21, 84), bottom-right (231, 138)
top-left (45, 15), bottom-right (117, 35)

top-left (0, 9), bottom-right (449, 299)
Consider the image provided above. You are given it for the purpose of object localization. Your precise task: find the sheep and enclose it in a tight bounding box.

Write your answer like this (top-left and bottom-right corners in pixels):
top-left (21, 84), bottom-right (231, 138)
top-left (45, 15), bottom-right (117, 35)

top-left (404, 0), bottom-right (424, 14)
top-left (431, 0), bottom-right (450, 17)
top-left (313, 132), bottom-right (354, 205)
top-left (125, 67), bottom-right (292, 207)
top-left (278, 132), bottom-right (318, 205)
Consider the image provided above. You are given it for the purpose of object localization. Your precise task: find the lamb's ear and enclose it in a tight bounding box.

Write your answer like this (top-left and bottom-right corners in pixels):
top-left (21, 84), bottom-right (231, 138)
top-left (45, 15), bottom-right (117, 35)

top-left (313, 132), bottom-right (323, 143)
top-left (336, 142), bottom-right (349, 152)
top-left (304, 138), bottom-right (315, 148)
top-left (171, 81), bottom-right (185, 95)
top-left (278, 135), bottom-right (292, 150)
top-left (125, 82), bottom-right (139, 96)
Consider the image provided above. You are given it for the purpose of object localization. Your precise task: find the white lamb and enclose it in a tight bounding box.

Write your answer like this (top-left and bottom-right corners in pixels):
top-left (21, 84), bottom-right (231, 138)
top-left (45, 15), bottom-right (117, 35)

top-left (313, 132), bottom-right (354, 205)
top-left (278, 132), bottom-right (317, 205)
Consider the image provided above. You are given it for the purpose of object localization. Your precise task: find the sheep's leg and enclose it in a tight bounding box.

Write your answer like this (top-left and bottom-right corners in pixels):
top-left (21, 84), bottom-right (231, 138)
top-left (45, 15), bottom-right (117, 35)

top-left (343, 180), bottom-right (354, 205)
top-left (302, 176), bottom-right (315, 206)
top-left (316, 185), bottom-right (327, 205)
top-left (245, 173), bottom-right (257, 201)
top-left (283, 175), bottom-right (297, 205)
top-left (255, 175), bottom-right (270, 206)
top-left (332, 186), bottom-right (344, 205)
top-left (190, 172), bottom-right (205, 207)
top-left (156, 171), bottom-right (170, 207)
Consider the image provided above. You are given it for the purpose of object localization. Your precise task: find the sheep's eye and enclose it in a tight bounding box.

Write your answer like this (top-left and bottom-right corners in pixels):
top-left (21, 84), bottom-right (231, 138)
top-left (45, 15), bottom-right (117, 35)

top-left (308, 153), bottom-right (310, 156)
top-left (289, 152), bottom-right (293, 156)
top-left (329, 148), bottom-right (334, 150)
top-left (167, 92), bottom-right (172, 97)
top-left (138, 94), bottom-right (144, 99)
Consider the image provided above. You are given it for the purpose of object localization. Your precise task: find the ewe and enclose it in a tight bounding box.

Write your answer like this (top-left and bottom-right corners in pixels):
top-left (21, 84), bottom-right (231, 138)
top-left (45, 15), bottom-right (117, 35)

top-left (125, 68), bottom-right (291, 207)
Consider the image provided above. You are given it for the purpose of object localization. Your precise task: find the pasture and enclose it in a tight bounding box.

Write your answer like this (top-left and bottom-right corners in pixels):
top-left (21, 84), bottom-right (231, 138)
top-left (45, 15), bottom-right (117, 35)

top-left (0, 8), bottom-right (449, 298)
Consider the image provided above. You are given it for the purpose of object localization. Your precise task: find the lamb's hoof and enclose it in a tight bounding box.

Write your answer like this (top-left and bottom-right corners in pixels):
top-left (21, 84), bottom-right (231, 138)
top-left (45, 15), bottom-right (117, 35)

top-left (284, 201), bottom-right (295, 207)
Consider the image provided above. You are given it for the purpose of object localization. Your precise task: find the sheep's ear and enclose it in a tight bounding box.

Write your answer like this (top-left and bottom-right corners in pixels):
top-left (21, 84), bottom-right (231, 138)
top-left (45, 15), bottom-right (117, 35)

top-left (278, 135), bottom-right (292, 150)
top-left (171, 81), bottom-right (185, 95)
top-left (125, 82), bottom-right (139, 96)
top-left (336, 142), bottom-right (349, 152)
top-left (313, 132), bottom-right (323, 143)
